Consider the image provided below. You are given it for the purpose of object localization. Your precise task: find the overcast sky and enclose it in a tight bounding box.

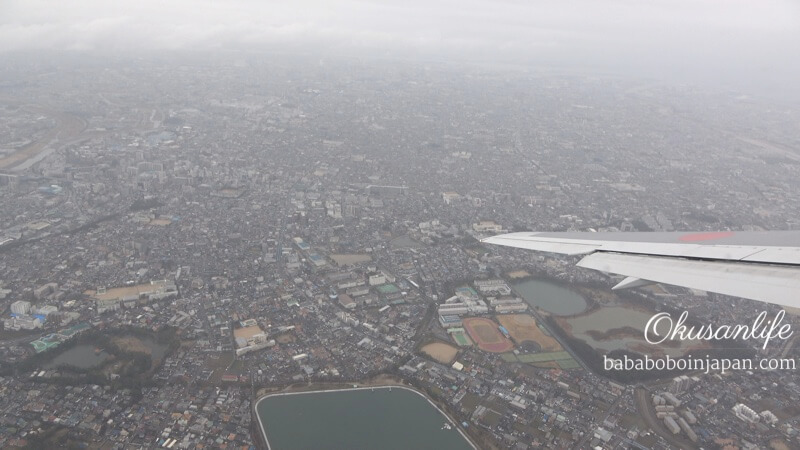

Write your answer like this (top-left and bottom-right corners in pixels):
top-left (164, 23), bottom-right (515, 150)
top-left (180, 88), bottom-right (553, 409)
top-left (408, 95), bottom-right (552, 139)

top-left (2, 0), bottom-right (799, 97)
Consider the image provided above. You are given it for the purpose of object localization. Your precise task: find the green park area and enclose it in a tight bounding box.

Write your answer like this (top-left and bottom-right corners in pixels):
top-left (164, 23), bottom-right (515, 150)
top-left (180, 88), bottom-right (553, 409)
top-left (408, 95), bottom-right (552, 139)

top-left (501, 351), bottom-right (579, 369)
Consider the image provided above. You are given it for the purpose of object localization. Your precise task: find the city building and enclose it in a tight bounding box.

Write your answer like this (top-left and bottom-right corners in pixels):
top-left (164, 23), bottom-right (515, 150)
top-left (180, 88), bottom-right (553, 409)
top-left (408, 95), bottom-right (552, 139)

top-left (10, 300), bottom-right (31, 315)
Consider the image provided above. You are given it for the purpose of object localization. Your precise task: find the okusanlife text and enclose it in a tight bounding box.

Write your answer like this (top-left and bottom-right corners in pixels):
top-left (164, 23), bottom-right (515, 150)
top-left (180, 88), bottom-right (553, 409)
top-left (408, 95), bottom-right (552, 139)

top-left (644, 310), bottom-right (792, 350)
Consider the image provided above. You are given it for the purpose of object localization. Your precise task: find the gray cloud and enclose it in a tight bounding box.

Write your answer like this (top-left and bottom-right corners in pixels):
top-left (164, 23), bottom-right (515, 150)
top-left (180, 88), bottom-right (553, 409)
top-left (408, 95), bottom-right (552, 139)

top-left (1, 0), bottom-right (799, 97)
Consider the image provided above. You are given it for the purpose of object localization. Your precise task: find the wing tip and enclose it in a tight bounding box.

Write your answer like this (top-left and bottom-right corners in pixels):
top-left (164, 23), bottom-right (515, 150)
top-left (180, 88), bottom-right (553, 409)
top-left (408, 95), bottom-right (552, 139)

top-left (481, 231), bottom-right (541, 244)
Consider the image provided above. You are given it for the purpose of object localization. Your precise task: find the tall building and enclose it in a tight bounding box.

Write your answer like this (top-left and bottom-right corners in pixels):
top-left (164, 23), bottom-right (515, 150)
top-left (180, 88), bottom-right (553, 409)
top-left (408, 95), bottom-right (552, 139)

top-left (368, 272), bottom-right (386, 286)
top-left (670, 375), bottom-right (691, 393)
top-left (10, 300), bottom-right (31, 315)
top-left (733, 403), bottom-right (760, 423)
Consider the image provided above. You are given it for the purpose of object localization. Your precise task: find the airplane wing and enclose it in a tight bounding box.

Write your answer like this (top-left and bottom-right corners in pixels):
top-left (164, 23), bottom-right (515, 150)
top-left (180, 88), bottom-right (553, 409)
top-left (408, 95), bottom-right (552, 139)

top-left (481, 231), bottom-right (800, 308)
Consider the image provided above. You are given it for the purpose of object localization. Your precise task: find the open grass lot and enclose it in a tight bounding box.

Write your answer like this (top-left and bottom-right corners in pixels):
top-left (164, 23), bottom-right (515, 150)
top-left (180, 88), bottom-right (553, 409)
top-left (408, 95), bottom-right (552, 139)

top-left (556, 359), bottom-right (581, 369)
top-left (496, 314), bottom-right (562, 351)
top-left (502, 350), bottom-right (579, 369)
top-left (460, 393), bottom-right (482, 412)
top-left (227, 358), bottom-right (247, 375)
top-left (518, 351), bottom-right (572, 363)
top-left (112, 336), bottom-right (153, 354)
top-left (769, 438), bottom-right (793, 450)
top-left (500, 353), bottom-right (518, 363)
top-left (202, 352), bottom-right (235, 383)
top-left (619, 413), bottom-right (646, 430)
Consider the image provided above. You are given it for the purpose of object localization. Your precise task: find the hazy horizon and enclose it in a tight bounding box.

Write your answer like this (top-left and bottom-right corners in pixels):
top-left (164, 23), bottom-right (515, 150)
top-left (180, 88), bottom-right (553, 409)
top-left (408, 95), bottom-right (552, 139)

top-left (2, 0), bottom-right (799, 102)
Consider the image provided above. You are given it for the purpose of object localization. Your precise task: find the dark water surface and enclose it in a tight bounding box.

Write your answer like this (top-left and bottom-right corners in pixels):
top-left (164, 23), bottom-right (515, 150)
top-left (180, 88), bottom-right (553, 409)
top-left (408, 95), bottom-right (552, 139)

top-left (513, 278), bottom-right (589, 315)
top-left (256, 387), bottom-right (474, 450)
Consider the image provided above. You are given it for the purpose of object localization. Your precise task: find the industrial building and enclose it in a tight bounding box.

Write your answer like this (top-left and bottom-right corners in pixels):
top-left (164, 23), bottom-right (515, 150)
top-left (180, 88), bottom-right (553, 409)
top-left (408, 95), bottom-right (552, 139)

top-left (338, 294), bottom-right (357, 309)
top-left (32, 305), bottom-right (59, 317)
top-left (437, 303), bottom-right (469, 316)
top-left (473, 279), bottom-right (512, 296)
top-left (438, 315), bottom-right (462, 328)
top-left (495, 304), bottom-right (528, 313)
top-left (93, 280), bottom-right (178, 313)
top-left (472, 220), bottom-right (505, 233)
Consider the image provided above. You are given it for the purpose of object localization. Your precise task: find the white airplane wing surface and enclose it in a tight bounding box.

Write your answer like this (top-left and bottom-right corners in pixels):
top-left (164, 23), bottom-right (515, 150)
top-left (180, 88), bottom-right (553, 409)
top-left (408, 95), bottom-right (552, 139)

top-left (481, 231), bottom-right (800, 308)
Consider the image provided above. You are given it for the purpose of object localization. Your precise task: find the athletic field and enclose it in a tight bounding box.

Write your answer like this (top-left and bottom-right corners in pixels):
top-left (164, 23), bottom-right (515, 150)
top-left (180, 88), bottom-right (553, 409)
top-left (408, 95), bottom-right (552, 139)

top-left (496, 314), bottom-right (562, 351)
top-left (462, 317), bottom-right (514, 353)
top-left (450, 330), bottom-right (473, 347)
top-left (30, 335), bottom-right (60, 353)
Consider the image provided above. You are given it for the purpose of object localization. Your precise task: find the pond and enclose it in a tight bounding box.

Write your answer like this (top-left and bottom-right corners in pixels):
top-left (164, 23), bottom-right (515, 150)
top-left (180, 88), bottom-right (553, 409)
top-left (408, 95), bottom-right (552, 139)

top-left (513, 278), bottom-right (589, 316)
top-left (41, 334), bottom-right (169, 370)
top-left (256, 387), bottom-right (475, 450)
top-left (42, 344), bottom-right (109, 370)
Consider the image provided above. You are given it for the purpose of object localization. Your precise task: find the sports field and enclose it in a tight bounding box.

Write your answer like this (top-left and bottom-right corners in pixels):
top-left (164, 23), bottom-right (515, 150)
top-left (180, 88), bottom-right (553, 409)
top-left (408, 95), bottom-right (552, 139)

top-left (59, 323), bottom-right (90, 338)
top-left (496, 314), bottom-right (562, 351)
top-left (507, 270), bottom-right (531, 279)
top-left (450, 330), bottom-right (473, 347)
top-left (376, 284), bottom-right (400, 294)
top-left (86, 280), bottom-right (169, 301)
top-left (462, 317), bottom-right (514, 353)
top-left (31, 335), bottom-right (61, 353)
top-left (420, 342), bottom-right (459, 364)
top-left (330, 254), bottom-right (372, 266)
